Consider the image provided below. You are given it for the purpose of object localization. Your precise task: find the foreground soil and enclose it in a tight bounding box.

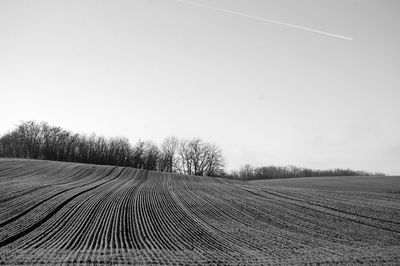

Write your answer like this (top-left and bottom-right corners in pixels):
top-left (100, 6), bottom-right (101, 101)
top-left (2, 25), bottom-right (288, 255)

top-left (0, 159), bottom-right (399, 265)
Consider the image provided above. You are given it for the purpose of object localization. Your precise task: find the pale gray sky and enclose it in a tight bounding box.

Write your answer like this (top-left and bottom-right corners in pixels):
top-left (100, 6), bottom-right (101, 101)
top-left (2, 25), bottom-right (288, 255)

top-left (1, 0), bottom-right (399, 174)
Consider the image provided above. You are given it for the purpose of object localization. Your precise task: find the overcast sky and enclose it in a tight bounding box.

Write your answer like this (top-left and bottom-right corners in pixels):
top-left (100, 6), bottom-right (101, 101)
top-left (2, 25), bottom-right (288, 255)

top-left (1, 0), bottom-right (399, 174)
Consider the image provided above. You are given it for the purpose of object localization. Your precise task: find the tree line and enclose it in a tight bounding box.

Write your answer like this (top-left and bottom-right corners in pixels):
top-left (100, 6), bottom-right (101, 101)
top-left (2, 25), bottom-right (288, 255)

top-left (227, 164), bottom-right (385, 180)
top-left (0, 121), bottom-right (225, 176)
top-left (0, 121), bottom-right (384, 178)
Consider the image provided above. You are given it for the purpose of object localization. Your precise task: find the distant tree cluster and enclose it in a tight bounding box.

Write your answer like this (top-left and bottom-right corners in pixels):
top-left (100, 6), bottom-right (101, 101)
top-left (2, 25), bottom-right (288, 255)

top-left (227, 164), bottom-right (384, 180)
top-left (0, 121), bottom-right (383, 179)
top-left (0, 121), bottom-right (225, 176)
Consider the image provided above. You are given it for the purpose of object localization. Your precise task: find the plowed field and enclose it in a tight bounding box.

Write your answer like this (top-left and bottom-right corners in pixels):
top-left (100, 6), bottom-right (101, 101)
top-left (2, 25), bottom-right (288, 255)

top-left (0, 159), bottom-right (399, 265)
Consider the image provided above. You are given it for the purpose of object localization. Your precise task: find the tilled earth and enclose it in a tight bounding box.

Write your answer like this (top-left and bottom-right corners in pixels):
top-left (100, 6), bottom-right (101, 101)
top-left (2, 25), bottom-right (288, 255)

top-left (0, 159), bottom-right (399, 265)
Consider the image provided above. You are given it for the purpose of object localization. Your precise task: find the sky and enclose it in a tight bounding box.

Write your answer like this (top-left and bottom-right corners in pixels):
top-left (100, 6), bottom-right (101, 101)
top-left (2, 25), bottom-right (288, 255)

top-left (0, 0), bottom-right (399, 174)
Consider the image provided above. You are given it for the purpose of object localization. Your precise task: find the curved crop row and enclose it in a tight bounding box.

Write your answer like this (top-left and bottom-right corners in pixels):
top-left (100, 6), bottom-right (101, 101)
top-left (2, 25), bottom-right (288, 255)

top-left (0, 159), bottom-right (399, 265)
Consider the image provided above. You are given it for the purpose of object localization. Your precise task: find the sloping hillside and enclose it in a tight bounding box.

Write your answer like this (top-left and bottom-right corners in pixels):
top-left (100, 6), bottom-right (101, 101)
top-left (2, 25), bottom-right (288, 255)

top-left (0, 159), bottom-right (399, 265)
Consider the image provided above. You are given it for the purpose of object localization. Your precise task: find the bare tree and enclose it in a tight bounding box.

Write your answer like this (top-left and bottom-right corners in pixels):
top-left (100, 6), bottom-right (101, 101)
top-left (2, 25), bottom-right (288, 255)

top-left (0, 131), bottom-right (24, 158)
top-left (202, 142), bottom-right (225, 176)
top-left (106, 137), bottom-right (132, 166)
top-left (159, 136), bottom-right (179, 172)
top-left (15, 121), bottom-right (42, 158)
top-left (177, 138), bottom-right (225, 176)
top-left (142, 141), bottom-right (160, 171)
top-left (132, 140), bottom-right (145, 168)
top-left (176, 139), bottom-right (194, 175)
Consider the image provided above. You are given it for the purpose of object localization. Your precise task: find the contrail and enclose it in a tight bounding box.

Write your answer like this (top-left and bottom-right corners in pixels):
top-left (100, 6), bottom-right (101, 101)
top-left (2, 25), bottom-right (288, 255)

top-left (178, 0), bottom-right (353, 41)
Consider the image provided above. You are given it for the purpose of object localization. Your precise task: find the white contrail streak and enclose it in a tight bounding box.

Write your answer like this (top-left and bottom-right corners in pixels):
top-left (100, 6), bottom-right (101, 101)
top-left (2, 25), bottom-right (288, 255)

top-left (178, 0), bottom-right (353, 41)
